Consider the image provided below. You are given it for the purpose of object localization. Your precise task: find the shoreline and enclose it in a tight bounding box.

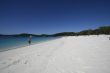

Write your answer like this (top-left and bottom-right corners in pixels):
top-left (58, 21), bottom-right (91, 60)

top-left (0, 37), bottom-right (61, 52)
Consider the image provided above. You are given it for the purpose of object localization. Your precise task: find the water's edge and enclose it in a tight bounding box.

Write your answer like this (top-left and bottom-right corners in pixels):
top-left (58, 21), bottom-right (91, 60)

top-left (0, 37), bottom-right (60, 52)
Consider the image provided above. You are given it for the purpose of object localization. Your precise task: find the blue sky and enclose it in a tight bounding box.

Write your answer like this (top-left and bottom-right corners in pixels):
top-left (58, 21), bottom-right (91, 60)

top-left (0, 0), bottom-right (110, 34)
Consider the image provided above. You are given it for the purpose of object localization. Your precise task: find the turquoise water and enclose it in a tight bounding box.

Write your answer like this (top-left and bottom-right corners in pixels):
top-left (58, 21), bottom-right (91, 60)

top-left (0, 36), bottom-right (58, 52)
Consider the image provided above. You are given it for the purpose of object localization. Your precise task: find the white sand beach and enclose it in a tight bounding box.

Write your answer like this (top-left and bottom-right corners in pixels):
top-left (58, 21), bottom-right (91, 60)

top-left (0, 35), bottom-right (110, 73)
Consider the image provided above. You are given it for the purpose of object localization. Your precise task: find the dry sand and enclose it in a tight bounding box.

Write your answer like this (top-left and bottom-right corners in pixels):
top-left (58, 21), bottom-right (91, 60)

top-left (0, 35), bottom-right (110, 73)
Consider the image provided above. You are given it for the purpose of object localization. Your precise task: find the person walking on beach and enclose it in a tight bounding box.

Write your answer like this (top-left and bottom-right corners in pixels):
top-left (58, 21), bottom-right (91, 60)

top-left (28, 35), bottom-right (32, 45)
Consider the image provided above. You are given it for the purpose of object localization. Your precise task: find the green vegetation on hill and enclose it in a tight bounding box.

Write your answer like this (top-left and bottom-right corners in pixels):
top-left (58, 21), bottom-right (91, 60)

top-left (53, 26), bottom-right (110, 36)
top-left (78, 26), bottom-right (110, 35)
top-left (53, 32), bottom-right (76, 36)
top-left (0, 26), bottom-right (110, 37)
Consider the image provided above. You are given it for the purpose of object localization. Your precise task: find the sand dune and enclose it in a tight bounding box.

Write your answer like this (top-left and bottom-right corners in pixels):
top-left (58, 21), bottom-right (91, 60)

top-left (0, 35), bottom-right (110, 73)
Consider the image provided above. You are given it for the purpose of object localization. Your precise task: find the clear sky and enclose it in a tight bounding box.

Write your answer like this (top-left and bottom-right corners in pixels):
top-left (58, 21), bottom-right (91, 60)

top-left (0, 0), bottom-right (110, 34)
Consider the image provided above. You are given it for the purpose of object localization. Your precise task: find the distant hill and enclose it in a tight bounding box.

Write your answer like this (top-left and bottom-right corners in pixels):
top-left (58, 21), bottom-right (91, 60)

top-left (78, 26), bottom-right (110, 35)
top-left (0, 26), bottom-right (110, 37)
top-left (53, 32), bottom-right (76, 36)
top-left (13, 33), bottom-right (39, 37)
top-left (0, 33), bottom-right (52, 37)
top-left (53, 26), bottom-right (110, 36)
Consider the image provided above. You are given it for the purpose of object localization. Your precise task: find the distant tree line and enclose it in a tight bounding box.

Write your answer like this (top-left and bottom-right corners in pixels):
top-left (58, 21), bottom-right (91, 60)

top-left (53, 26), bottom-right (110, 36)
top-left (0, 26), bottom-right (110, 37)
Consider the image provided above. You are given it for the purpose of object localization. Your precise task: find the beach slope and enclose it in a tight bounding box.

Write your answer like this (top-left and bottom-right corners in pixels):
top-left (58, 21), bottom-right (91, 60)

top-left (0, 35), bottom-right (110, 73)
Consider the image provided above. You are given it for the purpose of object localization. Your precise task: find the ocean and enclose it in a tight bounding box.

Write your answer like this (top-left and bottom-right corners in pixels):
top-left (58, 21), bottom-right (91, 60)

top-left (0, 36), bottom-right (59, 52)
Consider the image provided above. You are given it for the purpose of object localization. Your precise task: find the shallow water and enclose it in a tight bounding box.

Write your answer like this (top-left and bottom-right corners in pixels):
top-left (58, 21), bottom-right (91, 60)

top-left (0, 36), bottom-right (58, 52)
